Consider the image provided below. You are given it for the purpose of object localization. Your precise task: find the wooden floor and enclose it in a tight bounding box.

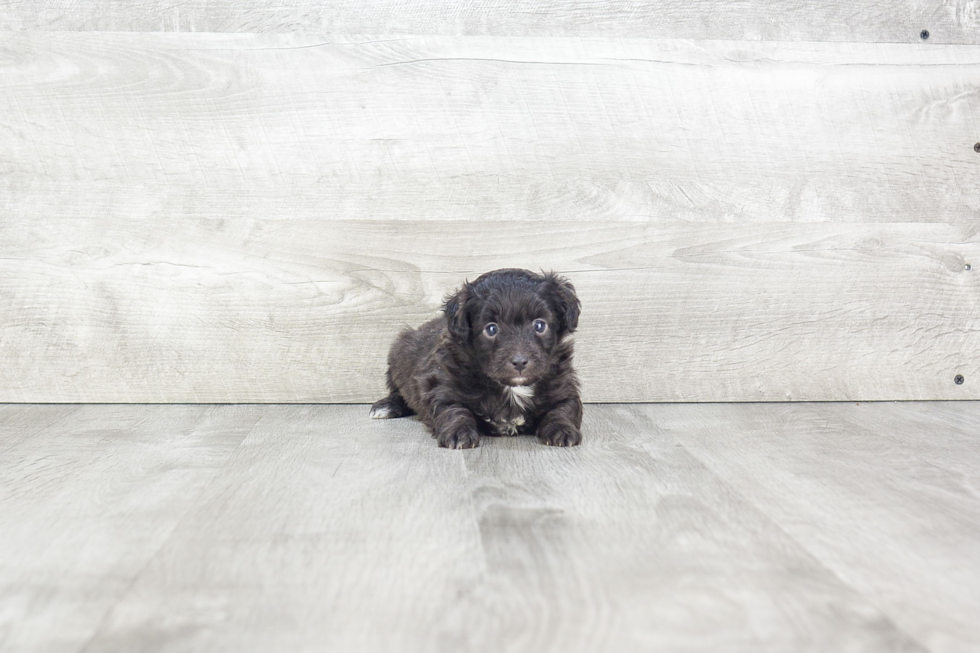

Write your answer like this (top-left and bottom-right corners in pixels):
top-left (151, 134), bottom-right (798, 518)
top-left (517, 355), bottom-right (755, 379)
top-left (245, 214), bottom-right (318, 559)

top-left (0, 403), bottom-right (977, 652)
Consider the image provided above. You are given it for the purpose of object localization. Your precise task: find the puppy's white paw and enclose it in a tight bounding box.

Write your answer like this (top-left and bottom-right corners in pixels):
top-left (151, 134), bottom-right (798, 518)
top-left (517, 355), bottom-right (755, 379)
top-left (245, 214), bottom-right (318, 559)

top-left (369, 406), bottom-right (392, 419)
top-left (369, 394), bottom-right (412, 420)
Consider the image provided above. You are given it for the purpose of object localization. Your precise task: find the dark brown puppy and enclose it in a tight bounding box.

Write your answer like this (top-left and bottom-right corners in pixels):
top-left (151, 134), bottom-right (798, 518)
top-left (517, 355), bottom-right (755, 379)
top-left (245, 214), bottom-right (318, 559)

top-left (370, 269), bottom-right (582, 449)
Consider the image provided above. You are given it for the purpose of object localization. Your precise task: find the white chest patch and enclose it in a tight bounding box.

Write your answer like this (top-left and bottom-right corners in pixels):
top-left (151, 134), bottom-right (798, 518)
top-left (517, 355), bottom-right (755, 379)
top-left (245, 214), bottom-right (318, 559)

top-left (503, 384), bottom-right (535, 410)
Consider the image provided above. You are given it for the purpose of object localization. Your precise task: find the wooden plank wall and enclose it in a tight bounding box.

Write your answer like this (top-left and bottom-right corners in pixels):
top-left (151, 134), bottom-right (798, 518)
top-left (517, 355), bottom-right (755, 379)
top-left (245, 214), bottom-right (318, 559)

top-left (1, 5), bottom-right (978, 402)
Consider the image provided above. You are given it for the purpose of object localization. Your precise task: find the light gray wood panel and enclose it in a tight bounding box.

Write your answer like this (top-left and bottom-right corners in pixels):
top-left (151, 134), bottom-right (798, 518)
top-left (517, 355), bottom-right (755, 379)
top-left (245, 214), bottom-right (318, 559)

top-left (0, 404), bottom-right (262, 653)
top-left (0, 404), bottom-right (78, 455)
top-left (82, 405), bottom-right (486, 652)
top-left (857, 402), bottom-right (980, 480)
top-left (457, 405), bottom-right (925, 652)
top-left (1, 0), bottom-right (978, 44)
top-left (4, 34), bottom-right (979, 403)
top-left (640, 402), bottom-right (980, 653)
top-left (67, 404), bottom-right (927, 652)
top-left (2, 218), bottom-right (977, 403)
top-left (5, 403), bottom-right (978, 651)
top-left (2, 35), bottom-right (980, 227)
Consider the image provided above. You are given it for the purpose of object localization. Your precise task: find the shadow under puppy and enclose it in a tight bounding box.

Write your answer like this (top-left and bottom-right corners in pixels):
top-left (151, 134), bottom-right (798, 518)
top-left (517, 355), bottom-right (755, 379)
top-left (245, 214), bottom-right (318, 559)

top-left (370, 269), bottom-right (582, 449)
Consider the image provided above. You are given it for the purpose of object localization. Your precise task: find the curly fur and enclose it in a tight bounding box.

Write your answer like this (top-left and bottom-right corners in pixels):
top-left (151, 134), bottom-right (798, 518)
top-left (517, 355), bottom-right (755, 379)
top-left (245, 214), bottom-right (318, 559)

top-left (370, 269), bottom-right (583, 449)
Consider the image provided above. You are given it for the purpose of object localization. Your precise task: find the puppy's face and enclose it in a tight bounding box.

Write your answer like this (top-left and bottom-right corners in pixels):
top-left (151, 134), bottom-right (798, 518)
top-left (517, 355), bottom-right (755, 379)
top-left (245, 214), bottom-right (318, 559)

top-left (443, 270), bottom-right (580, 387)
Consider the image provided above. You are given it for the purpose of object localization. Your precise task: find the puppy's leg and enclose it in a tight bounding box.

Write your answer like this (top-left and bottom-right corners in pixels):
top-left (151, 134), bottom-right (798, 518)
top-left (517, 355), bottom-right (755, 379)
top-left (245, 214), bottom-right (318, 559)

top-left (432, 404), bottom-right (481, 449)
top-left (537, 395), bottom-right (583, 447)
top-left (369, 392), bottom-right (414, 419)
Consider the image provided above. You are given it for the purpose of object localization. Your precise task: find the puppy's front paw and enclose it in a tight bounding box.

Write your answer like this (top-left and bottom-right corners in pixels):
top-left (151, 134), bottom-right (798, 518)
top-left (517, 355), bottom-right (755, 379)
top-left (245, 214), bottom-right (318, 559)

top-left (436, 425), bottom-right (481, 450)
top-left (538, 422), bottom-right (582, 447)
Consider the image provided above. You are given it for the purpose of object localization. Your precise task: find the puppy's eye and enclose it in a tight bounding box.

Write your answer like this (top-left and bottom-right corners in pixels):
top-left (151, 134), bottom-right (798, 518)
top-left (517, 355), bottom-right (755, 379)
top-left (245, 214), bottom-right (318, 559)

top-left (533, 319), bottom-right (547, 334)
top-left (484, 323), bottom-right (498, 337)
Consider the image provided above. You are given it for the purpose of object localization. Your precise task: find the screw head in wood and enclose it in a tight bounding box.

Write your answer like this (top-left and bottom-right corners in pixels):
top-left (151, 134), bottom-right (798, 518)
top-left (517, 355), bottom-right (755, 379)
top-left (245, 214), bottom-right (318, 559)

top-left (967, 264), bottom-right (973, 271)
top-left (954, 375), bottom-right (965, 385)
top-left (974, 142), bottom-right (980, 153)
top-left (920, 29), bottom-right (930, 40)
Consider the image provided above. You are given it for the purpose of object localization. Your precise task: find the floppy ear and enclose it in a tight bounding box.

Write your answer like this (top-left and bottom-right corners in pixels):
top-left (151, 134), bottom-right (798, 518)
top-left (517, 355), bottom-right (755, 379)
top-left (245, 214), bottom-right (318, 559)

top-left (442, 284), bottom-right (471, 341)
top-left (544, 272), bottom-right (580, 334)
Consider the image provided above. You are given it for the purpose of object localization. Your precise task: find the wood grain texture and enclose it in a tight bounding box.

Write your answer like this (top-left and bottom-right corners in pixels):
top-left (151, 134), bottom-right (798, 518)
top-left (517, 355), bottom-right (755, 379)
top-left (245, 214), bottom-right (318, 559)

top-left (82, 405), bottom-right (486, 653)
top-left (2, 35), bottom-right (979, 226)
top-left (3, 34), bottom-right (979, 402)
top-left (0, 403), bottom-right (951, 652)
top-left (458, 406), bottom-right (926, 652)
top-left (0, 404), bottom-right (263, 653)
top-left (1, 0), bottom-right (980, 44)
top-left (0, 404), bottom-right (79, 455)
top-left (2, 218), bottom-right (978, 403)
top-left (643, 402), bottom-right (980, 653)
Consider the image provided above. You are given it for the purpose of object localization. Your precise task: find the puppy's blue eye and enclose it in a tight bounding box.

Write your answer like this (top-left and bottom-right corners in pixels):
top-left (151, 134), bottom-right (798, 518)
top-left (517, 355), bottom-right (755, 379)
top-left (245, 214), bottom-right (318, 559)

top-left (485, 323), bottom-right (498, 337)
top-left (533, 319), bottom-right (547, 334)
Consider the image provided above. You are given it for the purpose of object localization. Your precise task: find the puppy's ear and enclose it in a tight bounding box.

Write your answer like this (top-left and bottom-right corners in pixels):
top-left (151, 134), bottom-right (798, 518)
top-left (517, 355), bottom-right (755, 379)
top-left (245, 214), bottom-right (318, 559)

top-left (543, 272), bottom-right (580, 334)
top-left (442, 285), bottom-right (471, 340)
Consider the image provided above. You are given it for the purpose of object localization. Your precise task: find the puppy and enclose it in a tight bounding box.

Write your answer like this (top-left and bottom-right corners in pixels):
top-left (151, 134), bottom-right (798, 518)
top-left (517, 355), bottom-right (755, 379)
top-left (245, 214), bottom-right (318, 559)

top-left (370, 268), bottom-right (582, 449)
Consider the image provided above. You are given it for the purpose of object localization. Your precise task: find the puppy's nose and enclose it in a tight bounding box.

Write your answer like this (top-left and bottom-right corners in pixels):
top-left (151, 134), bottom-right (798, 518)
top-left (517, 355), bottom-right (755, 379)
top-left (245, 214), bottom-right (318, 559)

top-left (511, 355), bottom-right (529, 372)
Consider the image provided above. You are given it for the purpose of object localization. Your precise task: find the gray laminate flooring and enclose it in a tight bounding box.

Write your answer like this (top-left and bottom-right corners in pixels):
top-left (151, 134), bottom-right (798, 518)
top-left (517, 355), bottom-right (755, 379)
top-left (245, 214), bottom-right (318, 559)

top-left (0, 403), bottom-right (977, 653)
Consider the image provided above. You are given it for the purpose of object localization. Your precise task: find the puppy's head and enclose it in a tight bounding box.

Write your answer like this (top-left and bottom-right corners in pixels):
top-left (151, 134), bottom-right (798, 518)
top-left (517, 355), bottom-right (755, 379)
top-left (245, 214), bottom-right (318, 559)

top-left (443, 269), bottom-right (580, 386)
